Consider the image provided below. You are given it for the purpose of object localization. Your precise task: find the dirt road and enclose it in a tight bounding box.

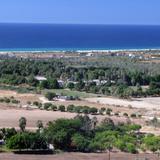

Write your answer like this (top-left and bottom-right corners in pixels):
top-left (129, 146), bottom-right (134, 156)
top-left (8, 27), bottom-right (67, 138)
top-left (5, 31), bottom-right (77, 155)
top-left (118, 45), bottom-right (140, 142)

top-left (0, 152), bottom-right (157, 160)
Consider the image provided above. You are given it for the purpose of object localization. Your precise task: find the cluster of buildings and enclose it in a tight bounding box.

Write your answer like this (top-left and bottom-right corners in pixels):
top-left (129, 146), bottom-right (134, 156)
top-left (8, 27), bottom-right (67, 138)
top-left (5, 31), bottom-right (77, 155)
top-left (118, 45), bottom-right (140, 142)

top-left (34, 76), bottom-right (115, 88)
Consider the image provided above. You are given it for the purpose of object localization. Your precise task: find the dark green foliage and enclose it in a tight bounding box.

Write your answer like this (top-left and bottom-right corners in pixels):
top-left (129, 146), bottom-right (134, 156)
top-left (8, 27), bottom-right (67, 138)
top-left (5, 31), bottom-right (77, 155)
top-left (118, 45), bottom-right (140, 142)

top-left (50, 105), bottom-right (57, 111)
top-left (4, 115), bottom-right (159, 154)
top-left (98, 117), bottom-right (115, 131)
top-left (11, 99), bottom-right (20, 104)
top-left (89, 107), bottom-right (98, 114)
top-left (58, 105), bottom-right (65, 112)
top-left (6, 132), bottom-right (48, 150)
top-left (33, 101), bottom-right (39, 106)
top-left (72, 133), bottom-right (90, 152)
top-left (0, 58), bottom-right (159, 97)
top-left (0, 128), bottom-right (17, 140)
top-left (40, 79), bottom-right (60, 89)
top-left (44, 103), bottom-right (52, 110)
top-left (45, 92), bottom-right (56, 101)
top-left (143, 135), bottom-right (160, 153)
top-left (44, 118), bottom-right (82, 150)
top-left (131, 113), bottom-right (137, 118)
top-left (67, 82), bottom-right (75, 90)
top-left (27, 75), bottom-right (39, 87)
top-left (67, 105), bottom-right (75, 112)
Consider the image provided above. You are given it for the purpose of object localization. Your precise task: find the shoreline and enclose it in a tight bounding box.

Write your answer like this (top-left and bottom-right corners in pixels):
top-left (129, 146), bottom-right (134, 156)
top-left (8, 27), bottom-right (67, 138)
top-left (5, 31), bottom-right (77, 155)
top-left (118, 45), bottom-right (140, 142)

top-left (0, 48), bottom-right (160, 53)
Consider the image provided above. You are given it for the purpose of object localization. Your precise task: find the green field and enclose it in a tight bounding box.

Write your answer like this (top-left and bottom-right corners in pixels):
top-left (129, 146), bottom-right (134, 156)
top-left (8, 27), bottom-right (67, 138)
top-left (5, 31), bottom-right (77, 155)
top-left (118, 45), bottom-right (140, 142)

top-left (43, 89), bottom-right (99, 98)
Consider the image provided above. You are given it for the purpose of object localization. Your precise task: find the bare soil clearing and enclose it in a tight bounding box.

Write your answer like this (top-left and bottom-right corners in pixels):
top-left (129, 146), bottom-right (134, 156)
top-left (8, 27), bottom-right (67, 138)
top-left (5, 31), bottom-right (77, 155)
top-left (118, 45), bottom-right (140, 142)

top-left (86, 97), bottom-right (160, 110)
top-left (0, 90), bottom-right (40, 105)
top-left (1, 89), bottom-right (160, 134)
top-left (0, 109), bottom-right (135, 129)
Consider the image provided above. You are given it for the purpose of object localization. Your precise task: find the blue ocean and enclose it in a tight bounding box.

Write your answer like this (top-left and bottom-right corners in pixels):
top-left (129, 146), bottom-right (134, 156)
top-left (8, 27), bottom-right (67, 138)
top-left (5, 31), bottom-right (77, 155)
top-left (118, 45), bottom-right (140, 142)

top-left (0, 23), bottom-right (160, 51)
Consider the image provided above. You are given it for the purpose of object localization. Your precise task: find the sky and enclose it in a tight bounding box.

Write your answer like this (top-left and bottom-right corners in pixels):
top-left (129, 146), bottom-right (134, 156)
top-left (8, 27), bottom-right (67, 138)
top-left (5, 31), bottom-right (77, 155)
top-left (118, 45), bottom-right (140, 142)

top-left (0, 0), bottom-right (159, 25)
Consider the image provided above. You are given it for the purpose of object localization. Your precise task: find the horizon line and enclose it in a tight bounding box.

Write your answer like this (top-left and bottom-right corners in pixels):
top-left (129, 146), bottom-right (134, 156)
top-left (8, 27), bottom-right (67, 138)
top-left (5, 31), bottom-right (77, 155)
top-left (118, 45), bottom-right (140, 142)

top-left (0, 22), bottom-right (160, 26)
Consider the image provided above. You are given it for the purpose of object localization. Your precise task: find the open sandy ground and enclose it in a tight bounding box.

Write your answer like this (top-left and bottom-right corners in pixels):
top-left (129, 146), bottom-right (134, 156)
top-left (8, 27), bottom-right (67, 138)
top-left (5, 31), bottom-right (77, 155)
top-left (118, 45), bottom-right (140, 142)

top-left (0, 90), bottom-right (140, 114)
top-left (0, 152), bottom-right (158, 160)
top-left (0, 89), bottom-right (160, 134)
top-left (86, 97), bottom-right (160, 110)
top-left (1, 107), bottom-right (159, 134)
top-left (0, 108), bottom-right (137, 129)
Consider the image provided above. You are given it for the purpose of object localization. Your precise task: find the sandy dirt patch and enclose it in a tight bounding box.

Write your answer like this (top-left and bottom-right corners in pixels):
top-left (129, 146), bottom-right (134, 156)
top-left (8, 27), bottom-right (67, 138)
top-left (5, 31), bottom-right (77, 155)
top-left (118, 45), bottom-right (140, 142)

top-left (0, 90), bottom-right (40, 105)
top-left (0, 109), bottom-right (76, 129)
top-left (86, 97), bottom-right (160, 110)
top-left (0, 107), bottom-right (144, 130)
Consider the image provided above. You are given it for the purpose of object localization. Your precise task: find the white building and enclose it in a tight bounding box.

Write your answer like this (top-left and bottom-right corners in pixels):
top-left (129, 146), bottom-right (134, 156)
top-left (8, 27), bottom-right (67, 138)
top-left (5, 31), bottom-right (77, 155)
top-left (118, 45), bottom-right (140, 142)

top-left (35, 76), bottom-right (47, 81)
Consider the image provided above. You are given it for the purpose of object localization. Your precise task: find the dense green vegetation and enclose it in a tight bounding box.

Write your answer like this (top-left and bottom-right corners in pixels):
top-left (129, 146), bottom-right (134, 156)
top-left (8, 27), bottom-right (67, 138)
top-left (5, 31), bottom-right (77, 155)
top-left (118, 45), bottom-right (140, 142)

top-left (0, 57), bottom-right (159, 97)
top-left (1, 116), bottom-right (160, 154)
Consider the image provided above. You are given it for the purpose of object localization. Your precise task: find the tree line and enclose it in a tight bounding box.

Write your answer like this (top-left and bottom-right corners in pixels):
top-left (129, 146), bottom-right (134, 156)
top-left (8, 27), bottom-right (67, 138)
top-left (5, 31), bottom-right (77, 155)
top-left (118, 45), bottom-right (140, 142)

top-left (1, 116), bottom-right (160, 155)
top-left (0, 57), bottom-right (159, 97)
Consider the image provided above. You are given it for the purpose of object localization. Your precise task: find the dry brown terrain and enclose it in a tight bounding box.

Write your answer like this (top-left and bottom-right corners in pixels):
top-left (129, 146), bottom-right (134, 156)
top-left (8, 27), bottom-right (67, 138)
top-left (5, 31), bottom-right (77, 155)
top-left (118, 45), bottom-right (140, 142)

top-left (0, 108), bottom-right (138, 129)
top-left (0, 89), bottom-right (139, 114)
top-left (0, 90), bottom-right (40, 105)
top-left (0, 89), bottom-right (160, 134)
top-left (0, 107), bottom-right (158, 134)
top-left (0, 152), bottom-right (158, 160)
top-left (86, 97), bottom-right (160, 110)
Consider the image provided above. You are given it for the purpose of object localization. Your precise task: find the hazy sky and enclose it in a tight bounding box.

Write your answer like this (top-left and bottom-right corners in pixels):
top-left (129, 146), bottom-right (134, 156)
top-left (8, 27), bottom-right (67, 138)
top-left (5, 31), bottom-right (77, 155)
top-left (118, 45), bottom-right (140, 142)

top-left (0, 0), bottom-right (159, 25)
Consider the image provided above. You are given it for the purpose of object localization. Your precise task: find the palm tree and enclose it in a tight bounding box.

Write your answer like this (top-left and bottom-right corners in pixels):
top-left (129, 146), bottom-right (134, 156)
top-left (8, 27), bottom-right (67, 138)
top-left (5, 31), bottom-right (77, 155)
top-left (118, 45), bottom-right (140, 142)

top-left (36, 120), bottom-right (43, 131)
top-left (19, 117), bottom-right (27, 132)
top-left (91, 116), bottom-right (98, 130)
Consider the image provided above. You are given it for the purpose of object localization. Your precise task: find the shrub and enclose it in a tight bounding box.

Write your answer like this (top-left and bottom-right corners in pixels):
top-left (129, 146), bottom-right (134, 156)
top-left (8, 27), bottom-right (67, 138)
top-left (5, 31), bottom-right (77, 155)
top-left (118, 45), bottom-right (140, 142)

top-left (115, 112), bottom-right (119, 116)
top-left (12, 99), bottom-right (20, 104)
top-left (131, 113), bottom-right (137, 118)
top-left (106, 108), bottom-right (112, 115)
top-left (81, 106), bottom-right (90, 114)
top-left (58, 105), bottom-right (65, 112)
top-left (101, 107), bottom-right (106, 112)
top-left (126, 143), bottom-right (137, 154)
top-left (38, 103), bottom-right (42, 109)
top-left (67, 105), bottom-right (75, 112)
top-left (99, 107), bottom-right (106, 114)
top-left (0, 128), bottom-right (17, 140)
top-left (123, 113), bottom-right (128, 117)
top-left (33, 101), bottom-right (39, 106)
top-left (4, 97), bottom-right (10, 103)
top-left (74, 106), bottom-right (82, 113)
top-left (67, 82), bottom-right (75, 90)
top-left (51, 105), bottom-right (57, 111)
top-left (44, 103), bottom-right (52, 110)
top-left (45, 92), bottom-right (56, 101)
top-left (89, 107), bottom-right (98, 115)
top-left (0, 98), bottom-right (4, 103)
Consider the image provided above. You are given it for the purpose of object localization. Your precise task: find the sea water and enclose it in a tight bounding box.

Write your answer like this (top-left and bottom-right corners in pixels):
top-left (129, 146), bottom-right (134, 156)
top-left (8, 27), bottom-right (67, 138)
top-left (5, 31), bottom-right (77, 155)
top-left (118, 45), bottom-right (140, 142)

top-left (0, 23), bottom-right (160, 51)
